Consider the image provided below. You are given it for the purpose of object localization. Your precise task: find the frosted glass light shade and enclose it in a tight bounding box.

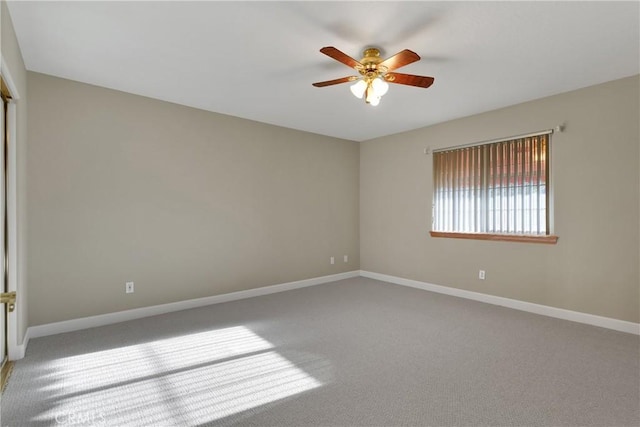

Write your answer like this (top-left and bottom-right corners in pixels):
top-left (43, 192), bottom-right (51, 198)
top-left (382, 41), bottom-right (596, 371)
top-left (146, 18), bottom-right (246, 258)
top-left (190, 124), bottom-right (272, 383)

top-left (371, 77), bottom-right (389, 97)
top-left (350, 79), bottom-right (367, 99)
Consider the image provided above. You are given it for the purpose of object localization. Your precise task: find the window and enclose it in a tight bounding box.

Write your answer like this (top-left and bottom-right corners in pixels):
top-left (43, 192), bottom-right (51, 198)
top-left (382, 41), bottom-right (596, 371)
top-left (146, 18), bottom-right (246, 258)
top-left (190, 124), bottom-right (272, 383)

top-left (430, 131), bottom-right (557, 244)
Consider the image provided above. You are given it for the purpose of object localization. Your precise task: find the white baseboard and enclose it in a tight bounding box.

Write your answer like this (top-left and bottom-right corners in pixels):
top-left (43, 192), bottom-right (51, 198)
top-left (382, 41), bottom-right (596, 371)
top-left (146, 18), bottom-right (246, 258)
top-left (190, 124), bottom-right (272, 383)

top-left (9, 328), bottom-right (29, 361)
top-left (360, 270), bottom-right (640, 335)
top-left (26, 271), bottom-right (360, 341)
top-left (18, 268), bottom-right (638, 359)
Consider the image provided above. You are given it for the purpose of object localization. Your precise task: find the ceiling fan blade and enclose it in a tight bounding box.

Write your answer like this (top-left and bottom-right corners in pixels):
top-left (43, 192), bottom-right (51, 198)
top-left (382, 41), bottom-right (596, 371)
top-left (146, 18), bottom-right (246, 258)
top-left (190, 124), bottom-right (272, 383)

top-left (319, 46), bottom-right (362, 69)
top-left (379, 49), bottom-right (420, 71)
top-left (312, 76), bottom-right (358, 87)
top-left (385, 72), bottom-right (434, 88)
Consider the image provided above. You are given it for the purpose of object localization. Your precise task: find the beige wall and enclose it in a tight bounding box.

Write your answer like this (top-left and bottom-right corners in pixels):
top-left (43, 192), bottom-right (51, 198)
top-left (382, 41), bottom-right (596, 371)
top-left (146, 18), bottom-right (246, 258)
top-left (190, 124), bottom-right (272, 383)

top-left (23, 69), bottom-right (640, 326)
top-left (27, 72), bottom-right (359, 325)
top-left (1, 1), bottom-right (29, 345)
top-left (361, 75), bottom-right (640, 323)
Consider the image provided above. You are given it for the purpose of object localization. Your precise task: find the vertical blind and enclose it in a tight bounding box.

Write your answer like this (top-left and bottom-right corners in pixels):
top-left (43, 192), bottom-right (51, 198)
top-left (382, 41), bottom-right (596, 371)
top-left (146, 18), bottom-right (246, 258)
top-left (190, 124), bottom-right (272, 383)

top-left (432, 133), bottom-right (549, 235)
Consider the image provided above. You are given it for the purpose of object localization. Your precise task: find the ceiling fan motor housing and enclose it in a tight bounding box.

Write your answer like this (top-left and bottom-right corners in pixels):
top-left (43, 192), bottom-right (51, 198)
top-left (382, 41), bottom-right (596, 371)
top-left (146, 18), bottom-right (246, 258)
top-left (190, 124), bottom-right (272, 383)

top-left (359, 48), bottom-right (387, 79)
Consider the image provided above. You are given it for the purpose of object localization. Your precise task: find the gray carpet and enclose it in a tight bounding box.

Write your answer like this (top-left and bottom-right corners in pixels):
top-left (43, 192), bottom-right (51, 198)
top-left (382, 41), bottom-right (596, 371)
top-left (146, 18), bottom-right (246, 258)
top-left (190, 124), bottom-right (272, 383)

top-left (2, 277), bottom-right (639, 426)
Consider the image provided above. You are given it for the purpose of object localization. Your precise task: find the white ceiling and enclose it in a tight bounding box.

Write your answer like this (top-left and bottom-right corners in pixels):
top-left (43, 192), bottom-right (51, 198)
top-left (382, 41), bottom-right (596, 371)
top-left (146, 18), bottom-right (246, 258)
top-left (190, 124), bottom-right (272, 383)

top-left (7, 1), bottom-right (640, 142)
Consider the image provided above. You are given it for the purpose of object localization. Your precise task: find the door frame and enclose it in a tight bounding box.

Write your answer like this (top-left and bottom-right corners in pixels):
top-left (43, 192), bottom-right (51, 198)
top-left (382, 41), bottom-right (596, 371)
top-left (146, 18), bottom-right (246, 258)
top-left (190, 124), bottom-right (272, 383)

top-left (1, 55), bottom-right (20, 361)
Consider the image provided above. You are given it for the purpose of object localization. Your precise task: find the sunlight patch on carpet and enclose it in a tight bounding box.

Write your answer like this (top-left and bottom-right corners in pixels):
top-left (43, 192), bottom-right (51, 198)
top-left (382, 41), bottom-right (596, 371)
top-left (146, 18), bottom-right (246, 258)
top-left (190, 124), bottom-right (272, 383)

top-left (34, 326), bottom-right (323, 425)
top-left (42, 326), bottom-right (274, 395)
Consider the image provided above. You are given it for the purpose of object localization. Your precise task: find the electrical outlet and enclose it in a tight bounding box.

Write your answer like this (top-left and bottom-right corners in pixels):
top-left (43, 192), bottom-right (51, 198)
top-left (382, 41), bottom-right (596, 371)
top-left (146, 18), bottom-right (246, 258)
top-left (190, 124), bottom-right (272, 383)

top-left (478, 270), bottom-right (486, 280)
top-left (344, 255), bottom-right (348, 263)
top-left (330, 257), bottom-right (335, 265)
top-left (125, 281), bottom-right (135, 293)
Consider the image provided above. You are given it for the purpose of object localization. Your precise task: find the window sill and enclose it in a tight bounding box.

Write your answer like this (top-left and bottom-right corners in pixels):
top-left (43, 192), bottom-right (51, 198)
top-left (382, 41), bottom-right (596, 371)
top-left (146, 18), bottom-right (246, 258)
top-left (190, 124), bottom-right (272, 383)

top-left (429, 231), bottom-right (558, 244)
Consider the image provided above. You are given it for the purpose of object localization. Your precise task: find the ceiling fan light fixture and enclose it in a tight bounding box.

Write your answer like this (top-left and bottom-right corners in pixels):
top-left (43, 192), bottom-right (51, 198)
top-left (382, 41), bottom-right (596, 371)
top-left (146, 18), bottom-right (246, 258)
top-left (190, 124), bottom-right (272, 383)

top-left (350, 79), bottom-right (367, 99)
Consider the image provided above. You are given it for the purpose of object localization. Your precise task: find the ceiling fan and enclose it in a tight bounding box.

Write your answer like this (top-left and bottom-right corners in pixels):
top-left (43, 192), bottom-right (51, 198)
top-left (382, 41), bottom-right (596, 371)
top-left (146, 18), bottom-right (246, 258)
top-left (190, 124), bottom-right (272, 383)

top-left (312, 46), bottom-right (435, 106)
